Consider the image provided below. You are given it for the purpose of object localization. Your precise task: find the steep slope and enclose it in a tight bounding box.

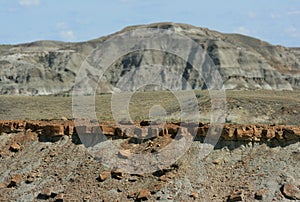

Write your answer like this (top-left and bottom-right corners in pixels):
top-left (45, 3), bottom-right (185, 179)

top-left (0, 22), bottom-right (300, 95)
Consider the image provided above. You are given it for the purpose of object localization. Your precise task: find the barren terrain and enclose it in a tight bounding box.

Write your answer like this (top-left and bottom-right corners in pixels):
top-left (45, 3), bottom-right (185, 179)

top-left (0, 90), bottom-right (299, 201)
top-left (1, 90), bottom-right (300, 125)
top-left (1, 22), bottom-right (300, 202)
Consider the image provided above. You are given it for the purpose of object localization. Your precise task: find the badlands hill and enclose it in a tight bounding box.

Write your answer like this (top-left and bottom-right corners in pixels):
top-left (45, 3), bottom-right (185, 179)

top-left (0, 22), bottom-right (300, 95)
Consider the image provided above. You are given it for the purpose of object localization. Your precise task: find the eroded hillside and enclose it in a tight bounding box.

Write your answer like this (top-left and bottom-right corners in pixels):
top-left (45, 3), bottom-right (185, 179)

top-left (1, 23), bottom-right (300, 95)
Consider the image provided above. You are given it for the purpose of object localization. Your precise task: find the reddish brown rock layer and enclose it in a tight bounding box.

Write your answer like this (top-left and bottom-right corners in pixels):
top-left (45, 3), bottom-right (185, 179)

top-left (0, 120), bottom-right (299, 142)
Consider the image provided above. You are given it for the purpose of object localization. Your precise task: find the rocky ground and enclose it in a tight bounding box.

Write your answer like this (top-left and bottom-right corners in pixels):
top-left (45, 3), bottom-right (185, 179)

top-left (0, 90), bottom-right (300, 201)
top-left (0, 119), bottom-right (299, 201)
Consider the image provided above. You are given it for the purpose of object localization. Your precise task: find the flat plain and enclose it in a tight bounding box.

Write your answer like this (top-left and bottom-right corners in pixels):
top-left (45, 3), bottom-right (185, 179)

top-left (1, 90), bottom-right (300, 125)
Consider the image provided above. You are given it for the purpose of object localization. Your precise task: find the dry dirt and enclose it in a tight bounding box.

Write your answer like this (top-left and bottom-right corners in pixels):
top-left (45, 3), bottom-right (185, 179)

top-left (0, 90), bottom-right (299, 201)
top-left (1, 90), bottom-right (300, 125)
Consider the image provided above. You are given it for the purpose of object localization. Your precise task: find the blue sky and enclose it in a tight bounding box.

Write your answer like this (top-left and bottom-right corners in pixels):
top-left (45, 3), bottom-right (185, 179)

top-left (0, 0), bottom-right (299, 46)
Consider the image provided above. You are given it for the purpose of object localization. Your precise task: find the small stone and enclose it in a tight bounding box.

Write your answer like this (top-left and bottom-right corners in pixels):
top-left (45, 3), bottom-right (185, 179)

top-left (213, 158), bottom-right (222, 165)
top-left (25, 128), bottom-right (32, 134)
top-left (25, 175), bottom-right (34, 184)
top-left (0, 182), bottom-right (6, 189)
top-left (255, 189), bottom-right (268, 200)
top-left (190, 191), bottom-right (199, 200)
top-left (36, 129), bottom-right (43, 135)
top-left (61, 116), bottom-right (68, 121)
top-left (137, 189), bottom-right (151, 200)
top-left (42, 188), bottom-right (52, 197)
top-left (282, 183), bottom-right (300, 200)
top-left (9, 142), bottom-right (21, 152)
top-left (166, 172), bottom-right (176, 179)
top-left (8, 174), bottom-right (21, 187)
top-left (128, 175), bottom-right (138, 182)
top-left (99, 171), bottom-right (111, 182)
top-left (228, 189), bottom-right (244, 202)
top-left (149, 182), bottom-right (164, 194)
top-left (118, 149), bottom-right (131, 159)
top-left (55, 193), bottom-right (64, 201)
top-left (159, 175), bottom-right (168, 181)
top-left (111, 169), bottom-right (124, 180)
top-left (83, 194), bottom-right (91, 201)
top-left (49, 151), bottom-right (57, 157)
top-left (127, 190), bottom-right (136, 198)
top-left (158, 172), bottom-right (175, 181)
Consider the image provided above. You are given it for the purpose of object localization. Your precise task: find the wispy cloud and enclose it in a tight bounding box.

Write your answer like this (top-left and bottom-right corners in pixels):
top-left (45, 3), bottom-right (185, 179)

top-left (270, 13), bottom-right (282, 19)
top-left (247, 11), bottom-right (256, 18)
top-left (234, 26), bottom-right (251, 35)
top-left (287, 10), bottom-right (300, 16)
top-left (286, 26), bottom-right (300, 38)
top-left (0, 7), bottom-right (18, 14)
top-left (56, 22), bottom-right (68, 30)
top-left (19, 0), bottom-right (40, 6)
top-left (56, 22), bottom-right (76, 41)
top-left (60, 30), bottom-right (76, 41)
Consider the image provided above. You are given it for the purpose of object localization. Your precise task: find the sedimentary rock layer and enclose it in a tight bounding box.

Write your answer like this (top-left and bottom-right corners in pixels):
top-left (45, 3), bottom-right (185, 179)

top-left (0, 120), bottom-right (299, 142)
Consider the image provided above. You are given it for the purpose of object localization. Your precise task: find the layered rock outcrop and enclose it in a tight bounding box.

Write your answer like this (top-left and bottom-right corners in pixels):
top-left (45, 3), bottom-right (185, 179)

top-left (0, 23), bottom-right (300, 95)
top-left (1, 120), bottom-right (299, 143)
